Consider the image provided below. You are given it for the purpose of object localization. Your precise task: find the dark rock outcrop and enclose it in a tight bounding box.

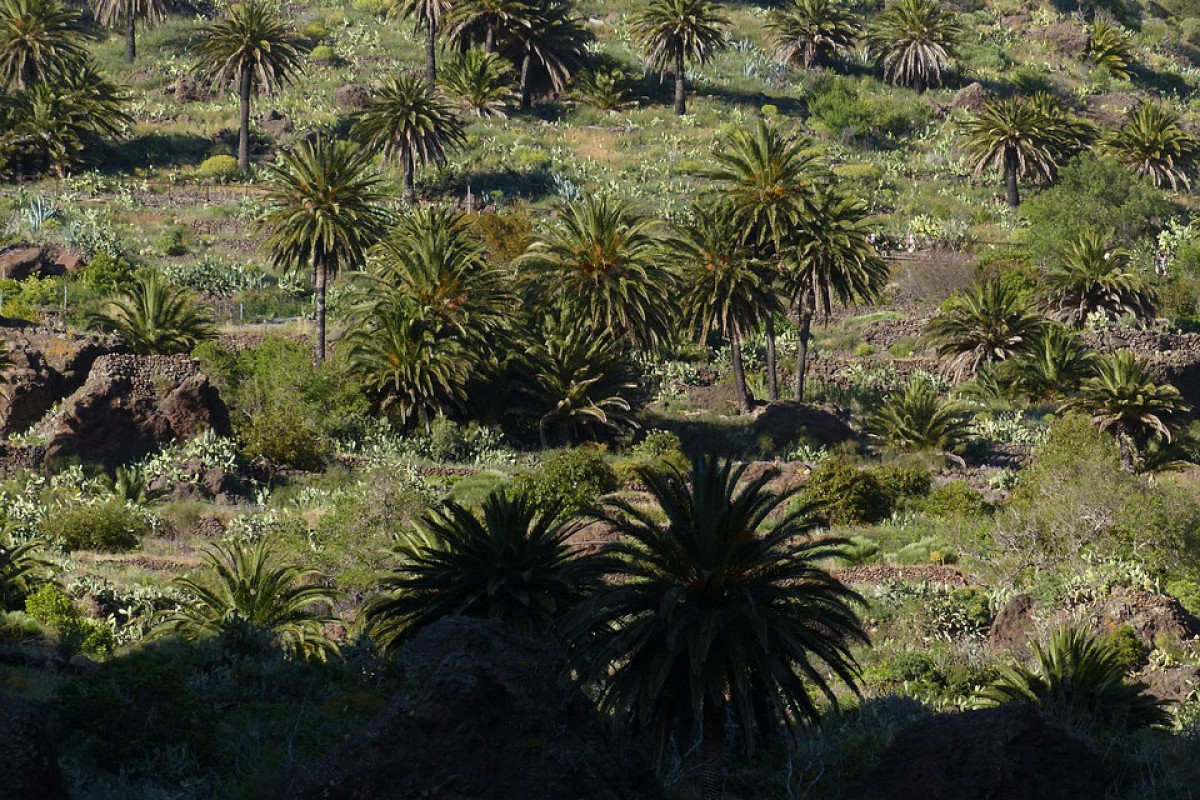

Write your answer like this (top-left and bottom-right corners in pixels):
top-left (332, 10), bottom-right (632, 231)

top-left (0, 692), bottom-right (69, 800)
top-left (0, 244), bottom-right (84, 280)
top-left (333, 84), bottom-right (370, 111)
top-left (1031, 21), bottom-right (1088, 57)
top-left (260, 109), bottom-right (294, 138)
top-left (989, 593), bottom-right (1036, 653)
top-left (846, 704), bottom-right (1107, 800)
top-left (292, 617), bottom-right (663, 800)
top-left (0, 440), bottom-right (45, 479)
top-left (951, 82), bottom-right (990, 113)
top-left (752, 402), bottom-right (857, 449)
top-left (1, 326), bottom-right (115, 434)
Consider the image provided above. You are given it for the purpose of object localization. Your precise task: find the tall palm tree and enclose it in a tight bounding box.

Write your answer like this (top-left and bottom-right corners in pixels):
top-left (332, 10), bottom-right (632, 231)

top-left (704, 120), bottom-right (822, 401)
top-left (386, 0), bottom-right (452, 86)
top-left (155, 539), bottom-right (341, 661)
top-left (518, 195), bottom-right (675, 351)
top-left (0, 0), bottom-right (87, 90)
top-left (440, 47), bottom-right (516, 117)
top-left (445, 0), bottom-right (529, 54)
top-left (192, 0), bottom-right (307, 172)
top-left (924, 278), bottom-right (1047, 381)
top-left (1061, 349), bottom-right (1190, 471)
top-left (568, 456), bottom-right (867, 800)
top-left (671, 202), bottom-right (780, 412)
top-left (961, 96), bottom-right (1075, 208)
top-left (501, 0), bottom-right (589, 110)
top-left (787, 189), bottom-right (887, 400)
top-left (865, 0), bottom-right (960, 91)
top-left (351, 73), bottom-right (466, 203)
top-left (88, 272), bottom-right (216, 355)
top-left (1042, 232), bottom-right (1155, 327)
top-left (629, 0), bottom-right (727, 116)
top-left (363, 489), bottom-right (592, 649)
top-left (256, 136), bottom-right (391, 364)
top-left (90, 0), bottom-right (170, 64)
top-left (766, 0), bottom-right (859, 71)
top-left (1106, 103), bottom-right (1198, 191)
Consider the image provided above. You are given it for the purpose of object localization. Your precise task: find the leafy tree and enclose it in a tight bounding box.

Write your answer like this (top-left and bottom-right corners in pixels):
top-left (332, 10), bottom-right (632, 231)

top-left (440, 47), bottom-right (516, 116)
top-left (977, 626), bottom-right (1166, 732)
top-left (1060, 349), bottom-right (1190, 471)
top-left (192, 0), bottom-right (307, 172)
top-left (766, 0), bottom-right (858, 70)
top-left (867, 377), bottom-right (971, 455)
top-left (999, 325), bottom-right (1094, 401)
top-left (385, 0), bottom-right (452, 86)
top-left (256, 136), bottom-right (390, 364)
top-left (568, 456), bottom-right (866, 800)
top-left (0, 537), bottom-right (50, 610)
top-left (499, 0), bottom-right (590, 110)
top-left (865, 0), bottom-right (960, 91)
top-left (155, 539), bottom-right (341, 661)
top-left (518, 195), bottom-right (674, 351)
top-left (671, 202), bottom-right (780, 411)
top-left (350, 73), bottom-right (466, 203)
top-left (629, 0), bottom-right (727, 116)
top-left (89, 272), bottom-right (216, 355)
top-left (363, 489), bottom-right (592, 648)
top-left (0, 0), bottom-right (86, 90)
top-left (1042, 232), bottom-right (1155, 327)
top-left (924, 279), bottom-right (1047, 380)
top-left (1106, 103), bottom-right (1198, 191)
top-left (1087, 19), bottom-right (1133, 80)
top-left (446, 0), bottom-right (530, 54)
top-left (90, 0), bottom-right (169, 64)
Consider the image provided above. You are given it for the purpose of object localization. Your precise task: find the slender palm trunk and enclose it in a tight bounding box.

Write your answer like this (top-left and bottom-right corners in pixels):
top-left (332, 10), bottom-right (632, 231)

top-left (794, 289), bottom-right (815, 401)
top-left (699, 701), bottom-right (725, 800)
top-left (730, 328), bottom-right (753, 412)
top-left (673, 50), bottom-right (686, 116)
top-left (425, 24), bottom-right (437, 86)
top-left (402, 148), bottom-right (415, 203)
top-left (485, 24), bottom-right (495, 53)
top-left (764, 315), bottom-right (779, 402)
top-left (125, 12), bottom-right (137, 64)
top-left (519, 49), bottom-right (533, 110)
top-left (1004, 148), bottom-right (1020, 207)
top-left (238, 67), bottom-right (252, 173)
top-left (1117, 421), bottom-right (1136, 472)
top-left (314, 252), bottom-right (327, 365)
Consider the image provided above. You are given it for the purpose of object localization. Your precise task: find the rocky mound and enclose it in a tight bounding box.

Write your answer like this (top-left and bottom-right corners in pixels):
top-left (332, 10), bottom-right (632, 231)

top-left (752, 402), bottom-right (857, 450)
top-left (292, 617), bottom-right (663, 800)
top-left (1, 325), bottom-right (115, 434)
top-left (845, 704), bottom-right (1107, 800)
top-left (38, 354), bottom-right (231, 470)
top-left (0, 243), bottom-right (84, 281)
top-left (0, 692), bottom-right (69, 800)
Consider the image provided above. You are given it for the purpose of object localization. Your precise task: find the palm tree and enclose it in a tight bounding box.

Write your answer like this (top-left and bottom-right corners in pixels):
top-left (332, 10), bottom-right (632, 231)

top-left (1106, 103), bottom-right (1198, 191)
top-left (440, 47), bottom-right (516, 117)
top-left (671, 202), bottom-right (780, 412)
top-left (924, 279), bottom-right (1047, 381)
top-left (568, 456), bottom-right (867, 800)
top-left (363, 489), bottom-right (592, 649)
top-left (256, 136), bottom-right (390, 364)
top-left (518, 195), bottom-right (675, 351)
top-left (867, 377), bottom-right (971, 454)
top-left (978, 626), bottom-right (1166, 732)
top-left (155, 539), bottom-right (341, 661)
top-left (192, 0), bottom-right (307, 172)
top-left (766, 0), bottom-right (858, 70)
top-left (351, 73), bottom-right (466, 203)
top-left (385, 0), bottom-right (452, 86)
top-left (865, 0), bottom-right (960, 91)
top-left (705, 120), bottom-right (822, 401)
top-left (90, 0), bottom-right (170, 64)
top-left (89, 272), bottom-right (216, 355)
top-left (1042, 232), bottom-right (1155, 327)
top-left (0, 0), bottom-right (86, 90)
top-left (787, 189), bottom-right (888, 400)
top-left (1087, 19), bottom-right (1133, 80)
top-left (629, 0), bottom-right (727, 116)
top-left (501, 0), bottom-right (590, 110)
top-left (1061, 349), bottom-right (1190, 471)
top-left (1000, 325), bottom-right (1094, 401)
top-left (445, 0), bottom-right (529, 54)
top-left (961, 96), bottom-right (1076, 208)
top-left (0, 537), bottom-right (50, 610)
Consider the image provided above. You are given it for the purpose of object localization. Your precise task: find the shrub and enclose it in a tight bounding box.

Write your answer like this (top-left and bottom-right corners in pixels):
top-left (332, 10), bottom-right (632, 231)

top-left (803, 459), bottom-right (891, 525)
top-left (240, 402), bottom-right (329, 471)
top-left (874, 464), bottom-right (931, 500)
top-left (919, 481), bottom-right (990, 518)
top-left (154, 225), bottom-right (191, 257)
top-left (631, 430), bottom-right (689, 470)
top-left (1166, 578), bottom-right (1200, 616)
top-left (40, 500), bottom-right (150, 552)
top-left (1100, 624), bottom-right (1148, 671)
top-left (309, 44), bottom-right (336, 64)
top-left (514, 447), bottom-right (617, 517)
top-left (81, 252), bottom-right (137, 293)
top-left (24, 584), bottom-right (113, 658)
top-left (195, 154), bottom-right (240, 181)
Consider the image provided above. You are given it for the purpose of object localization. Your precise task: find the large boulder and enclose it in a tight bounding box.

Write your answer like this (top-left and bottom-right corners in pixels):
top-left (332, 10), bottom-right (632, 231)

top-left (0, 243), bottom-right (84, 280)
top-left (1, 325), bottom-right (115, 435)
top-left (845, 704), bottom-right (1107, 800)
top-left (333, 84), bottom-right (371, 111)
top-left (0, 692), bottom-right (69, 800)
top-left (752, 402), bottom-right (857, 449)
top-left (951, 82), bottom-right (991, 113)
top-left (292, 617), bottom-right (663, 800)
top-left (38, 354), bottom-right (231, 470)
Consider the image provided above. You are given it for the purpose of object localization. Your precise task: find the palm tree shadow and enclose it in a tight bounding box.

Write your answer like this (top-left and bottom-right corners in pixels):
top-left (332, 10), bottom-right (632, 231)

top-left (446, 167), bottom-right (560, 203)
top-left (95, 133), bottom-right (215, 171)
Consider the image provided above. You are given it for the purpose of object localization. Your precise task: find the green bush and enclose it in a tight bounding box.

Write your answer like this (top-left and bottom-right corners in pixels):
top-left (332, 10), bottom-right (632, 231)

top-left (41, 500), bottom-right (150, 552)
top-left (154, 225), bottom-right (191, 257)
top-left (975, 250), bottom-right (1039, 298)
top-left (1099, 624), bottom-right (1148, 671)
top-left (514, 447), bottom-right (617, 516)
top-left (24, 584), bottom-right (113, 657)
top-left (240, 402), bottom-right (329, 471)
top-left (875, 464), bottom-right (931, 500)
top-left (195, 154), bottom-right (240, 181)
top-left (807, 76), bottom-right (930, 143)
top-left (309, 44), bottom-right (336, 64)
top-left (803, 459), bottom-right (891, 525)
top-left (1166, 578), bottom-right (1200, 616)
top-left (919, 481), bottom-right (990, 518)
top-left (81, 252), bottom-right (137, 293)
top-left (631, 430), bottom-right (688, 469)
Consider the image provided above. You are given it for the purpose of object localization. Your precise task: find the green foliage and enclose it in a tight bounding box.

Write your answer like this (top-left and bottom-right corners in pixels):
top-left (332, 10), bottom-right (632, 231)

top-left (0, 0), bottom-right (87, 88)
top-left (924, 278), bottom-right (1046, 380)
top-left (868, 377), bottom-right (972, 453)
top-left (24, 583), bottom-right (113, 657)
top-left (241, 401), bottom-right (329, 470)
top-left (629, 0), bottom-right (727, 114)
top-left (154, 224), bottom-right (191, 256)
top-left (0, 536), bottom-right (49, 609)
top-left (1100, 624), bottom-right (1149, 672)
top-left (513, 446), bottom-right (617, 517)
top-left (440, 48), bottom-right (515, 117)
top-left (766, 0), bottom-right (858, 70)
top-left (1042, 231), bottom-right (1155, 326)
top-left (40, 499), bottom-right (150, 552)
top-left (194, 154), bottom-right (239, 181)
top-left (80, 251), bottom-right (136, 293)
top-left (866, 0), bottom-right (961, 91)
top-left (631, 430), bottom-right (688, 468)
top-left (1088, 19), bottom-right (1134, 80)
top-left (803, 458), bottom-right (891, 525)
top-left (918, 481), bottom-right (990, 518)
top-left (1105, 102), bottom-right (1198, 191)
top-left (88, 272), bottom-right (217, 355)
top-left (807, 76), bottom-right (930, 142)
top-left (308, 43), bottom-right (335, 63)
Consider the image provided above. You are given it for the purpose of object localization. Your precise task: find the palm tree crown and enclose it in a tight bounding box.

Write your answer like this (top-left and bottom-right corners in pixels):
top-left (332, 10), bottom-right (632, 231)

top-left (440, 47), bottom-right (516, 117)
top-left (89, 272), bottom-right (216, 355)
top-left (1042, 232), bottom-right (1155, 327)
top-left (0, 0), bottom-right (87, 90)
top-left (630, 0), bottom-right (727, 115)
top-left (866, 0), bottom-right (960, 91)
top-left (766, 0), bottom-right (859, 70)
top-left (924, 278), bottom-right (1047, 381)
top-left (1106, 103), bottom-right (1198, 191)
top-left (867, 376), bottom-right (971, 454)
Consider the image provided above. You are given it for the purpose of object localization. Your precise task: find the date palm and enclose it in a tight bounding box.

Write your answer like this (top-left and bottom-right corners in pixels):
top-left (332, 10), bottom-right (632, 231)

top-left (924, 279), bottom-right (1047, 381)
top-left (1000, 325), bottom-right (1094, 401)
top-left (385, 0), bottom-right (452, 86)
top-left (866, 0), bottom-right (960, 91)
top-left (351, 73), bottom-right (466, 203)
top-left (961, 96), bottom-right (1074, 208)
top-left (518, 195), bottom-right (674, 351)
top-left (766, 0), bottom-right (858, 70)
top-left (440, 47), bottom-right (516, 117)
top-left (1106, 103), bottom-right (1198, 191)
top-left (671, 202), bottom-right (781, 412)
top-left (867, 376), bottom-right (971, 455)
top-left (0, 0), bottom-right (87, 89)
top-left (568, 455), bottom-right (866, 800)
top-left (363, 490), bottom-right (592, 649)
top-left (155, 539), bottom-right (341, 661)
top-left (192, 0), bottom-right (307, 172)
top-left (1042, 232), bottom-right (1155, 327)
top-left (1087, 19), bottom-right (1133, 80)
top-left (0, 537), bottom-right (50, 610)
top-left (89, 272), bottom-right (216, 355)
top-left (630, 0), bottom-right (727, 116)
top-left (445, 0), bottom-right (529, 54)
top-left (257, 136), bottom-right (391, 364)
top-left (90, 0), bottom-right (170, 64)
top-left (1060, 349), bottom-right (1189, 471)
top-left (501, 0), bottom-right (590, 110)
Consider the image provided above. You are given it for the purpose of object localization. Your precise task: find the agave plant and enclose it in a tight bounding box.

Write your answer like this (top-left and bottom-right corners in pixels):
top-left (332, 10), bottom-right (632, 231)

top-left (924, 279), bottom-right (1047, 381)
top-left (0, 537), bottom-right (51, 610)
top-left (155, 539), bottom-right (341, 660)
top-left (101, 465), bottom-right (167, 508)
top-left (1106, 103), bottom-right (1197, 191)
top-left (1042, 231), bottom-right (1155, 327)
top-left (1087, 19), bottom-right (1133, 80)
top-left (867, 376), bottom-right (971, 455)
top-left (88, 272), bottom-right (217, 355)
top-left (439, 48), bottom-right (516, 117)
top-left (865, 0), bottom-right (960, 91)
top-left (977, 626), bottom-right (1167, 732)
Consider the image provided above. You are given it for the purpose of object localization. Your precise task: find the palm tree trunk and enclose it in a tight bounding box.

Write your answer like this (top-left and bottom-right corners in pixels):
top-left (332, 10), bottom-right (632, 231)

top-left (730, 328), bottom-right (753, 412)
top-left (485, 25), bottom-right (495, 53)
top-left (238, 66), bottom-right (252, 173)
top-left (673, 50), bottom-right (686, 116)
top-left (699, 701), bottom-right (725, 800)
top-left (519, 50), bottom-right (533, 110)
top-left (1004, 149), bottom-right (1020, 207)
top-left (539, 416), bottom-right (551, 449)
top-left (1117, 422), bottom-right (1135, 472)
top-left (314, 252), bottom-right (327, 365)
top-left (765, 315), bottom-right (779, 403)
top-left (402, 149), bottom-right (415, 203)
top-left (793, 289), bottom-right (815, 402)
top-left (425, 24), bottom-right (438, 87)
top-left (125, 12), bottom-right (136, 64)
